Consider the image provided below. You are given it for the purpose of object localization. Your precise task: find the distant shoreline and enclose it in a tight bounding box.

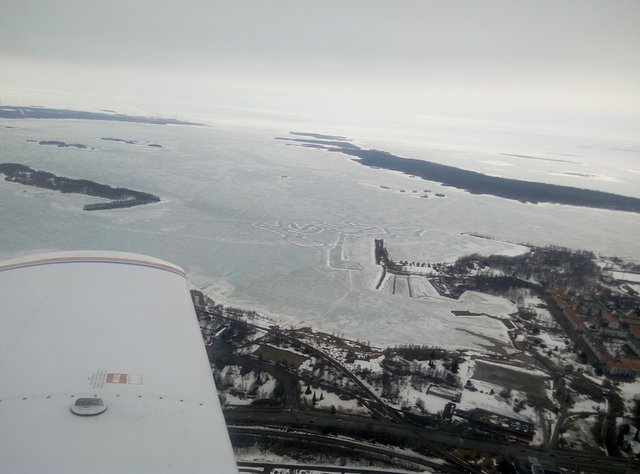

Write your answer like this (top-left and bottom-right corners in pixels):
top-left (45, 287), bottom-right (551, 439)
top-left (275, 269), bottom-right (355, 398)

top-left (0, 106), bottom-right (202, 126)
top-left (278, 134), bottom-right (640, 214)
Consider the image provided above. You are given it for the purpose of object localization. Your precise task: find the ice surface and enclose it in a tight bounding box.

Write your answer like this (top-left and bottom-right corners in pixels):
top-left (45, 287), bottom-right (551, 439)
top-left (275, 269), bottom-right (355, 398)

top-left (1, 118), bottom-right (639, 349)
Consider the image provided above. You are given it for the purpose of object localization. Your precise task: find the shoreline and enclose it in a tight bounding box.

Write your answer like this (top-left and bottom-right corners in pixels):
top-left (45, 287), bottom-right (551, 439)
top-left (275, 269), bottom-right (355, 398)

top-left (277, 134), bottom-right (640, 214)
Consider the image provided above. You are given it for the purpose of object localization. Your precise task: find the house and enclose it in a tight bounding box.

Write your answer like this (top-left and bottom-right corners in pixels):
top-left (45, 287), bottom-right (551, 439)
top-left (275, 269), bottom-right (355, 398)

top-left (607, 357), bottom-right (640, 378)
top-left (602, 312), bottom-right (619, 329)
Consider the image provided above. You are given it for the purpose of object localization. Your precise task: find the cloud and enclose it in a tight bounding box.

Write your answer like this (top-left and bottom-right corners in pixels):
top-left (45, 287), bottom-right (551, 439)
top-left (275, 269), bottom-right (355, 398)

top-left (1, 1), bottom-right (639, 139)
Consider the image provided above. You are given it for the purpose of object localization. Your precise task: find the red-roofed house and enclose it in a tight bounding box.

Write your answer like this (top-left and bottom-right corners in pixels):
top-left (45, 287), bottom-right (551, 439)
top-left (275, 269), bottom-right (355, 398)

top-left (602, 312), bottom-right (619, 329)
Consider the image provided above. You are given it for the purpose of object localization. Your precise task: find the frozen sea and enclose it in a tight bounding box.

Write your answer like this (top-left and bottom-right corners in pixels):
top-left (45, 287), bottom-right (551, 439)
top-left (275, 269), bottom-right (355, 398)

top-left (1, 116), bottom-right (639, 349)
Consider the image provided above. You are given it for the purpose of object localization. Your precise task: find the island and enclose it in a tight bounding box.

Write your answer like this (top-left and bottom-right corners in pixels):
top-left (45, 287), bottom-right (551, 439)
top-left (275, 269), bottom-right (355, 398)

top-left (290, 131), bottom-right (350, 140)
top-left (37, 140), bottom-right (88, 149)
top-left (0, 106), bottom-right (201, 126)
top-left (277, 133), bottom-right (640, 214)
top-left (101, 137), bottom-right (138, 144)
top-left (0, 163), bottom-right (160, 211)
top-left (100, 137), bottom-right (163, 148)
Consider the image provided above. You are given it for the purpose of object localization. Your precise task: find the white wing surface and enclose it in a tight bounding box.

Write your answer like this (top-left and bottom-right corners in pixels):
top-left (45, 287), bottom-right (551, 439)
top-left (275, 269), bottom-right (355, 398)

top-left (0, 251), bottom-right (238, 473)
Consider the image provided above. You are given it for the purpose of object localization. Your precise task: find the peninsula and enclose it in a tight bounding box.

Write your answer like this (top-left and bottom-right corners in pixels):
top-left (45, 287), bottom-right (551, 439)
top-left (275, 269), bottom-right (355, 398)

top-left (277, 133), bottom-right (640, 214)
top-left (0, 163), bottom-right (160, 211)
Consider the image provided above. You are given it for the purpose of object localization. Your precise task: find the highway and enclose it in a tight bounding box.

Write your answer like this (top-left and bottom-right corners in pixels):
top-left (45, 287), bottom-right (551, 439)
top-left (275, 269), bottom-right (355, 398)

top-left (230, 426), bottom-right (460, 473)
top-left (225, 408), bottom-right (640, 473)
top-left (237, 460), bottom-right (436, 474)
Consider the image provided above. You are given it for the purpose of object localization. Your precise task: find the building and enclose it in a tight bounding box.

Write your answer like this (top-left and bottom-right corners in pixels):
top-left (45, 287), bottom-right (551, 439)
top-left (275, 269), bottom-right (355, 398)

top-left (551, 289), bottom-right (584, 332)
top-left (601, 311), bottom-right (620, 329)
top-left (607, 356), bottom-right (640, 378)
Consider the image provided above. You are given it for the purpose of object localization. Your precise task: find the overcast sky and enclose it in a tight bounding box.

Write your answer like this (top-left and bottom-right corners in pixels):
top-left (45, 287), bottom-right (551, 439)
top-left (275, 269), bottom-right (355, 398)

top-left (1, 1), bottom-right (639, 139)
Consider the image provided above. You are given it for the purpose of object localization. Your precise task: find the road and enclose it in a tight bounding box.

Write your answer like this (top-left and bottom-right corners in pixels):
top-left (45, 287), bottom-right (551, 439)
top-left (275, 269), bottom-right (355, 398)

top-left (201, 304), bottom-right (401, 422)
top-left (200, 305), bottom-right (638, 472)
top-left (231, 426), bottom-right (462, 473)
top-left (237, 460), bottom-right (437, 474)
top-left (272, 328), bottom-right (402, 422)
top-left (225, 408), bottom-right (640, 473)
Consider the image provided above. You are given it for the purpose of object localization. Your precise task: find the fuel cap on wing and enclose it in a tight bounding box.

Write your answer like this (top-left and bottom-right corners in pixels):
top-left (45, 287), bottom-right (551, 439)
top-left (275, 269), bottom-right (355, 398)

top-left (70, 397), bottom-right (107, 416)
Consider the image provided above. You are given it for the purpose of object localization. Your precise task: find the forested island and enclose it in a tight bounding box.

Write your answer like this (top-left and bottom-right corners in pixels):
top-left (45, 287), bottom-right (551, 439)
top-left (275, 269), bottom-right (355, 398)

top-left (278, 133), bottom-right (640, 214)
top-left (0, 163), bottom-right (160, 211)
top-left (100, 137), bottom-right (163, 147)
top-left (101, 137), bottom-right (137, 144)
top-left (0, 106), bottom-right (201, 126)
top-left (37, 140), bottom-right (88, 149)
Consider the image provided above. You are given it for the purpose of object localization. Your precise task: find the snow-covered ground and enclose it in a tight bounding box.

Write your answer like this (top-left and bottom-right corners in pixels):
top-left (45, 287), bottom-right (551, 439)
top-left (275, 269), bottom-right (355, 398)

top-left (457, 292), bottom-right (518, 320)
top-left (560, 415), bottom-right (605, 454)
top-left (610, 271), bottom-right (640, 283)
top-left (215, 365), bottom-right (277, 406)
top-left (617, 380), bottom-right (640, 414)
top-left (1, 118), bottom-right (639, 348)
top-left (525, 329), bottom-right (581, 370)
top-left (299, 382), bottom-right (370, 415)
top-left (516, 290), bottom-right (557, 326)
top-left (570, 394), bottom-right (605, 413)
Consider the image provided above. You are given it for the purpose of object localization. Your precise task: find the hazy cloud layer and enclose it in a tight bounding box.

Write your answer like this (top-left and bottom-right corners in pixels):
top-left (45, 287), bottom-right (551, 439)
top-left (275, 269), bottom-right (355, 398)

top-left (1, 1), bottom-right (639, 138)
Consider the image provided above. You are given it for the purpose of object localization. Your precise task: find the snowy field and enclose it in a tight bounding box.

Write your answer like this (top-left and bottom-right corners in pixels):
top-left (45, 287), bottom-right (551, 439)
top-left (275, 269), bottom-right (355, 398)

top-left (1, 117), bottom-right (639, 349)
top-left (610, 271), bottom-right (640, 283)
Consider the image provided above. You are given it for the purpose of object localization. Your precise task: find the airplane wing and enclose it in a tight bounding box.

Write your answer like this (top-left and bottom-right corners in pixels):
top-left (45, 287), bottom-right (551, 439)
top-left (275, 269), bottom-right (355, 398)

top-left (0, 251), bottom-right (238, 473)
